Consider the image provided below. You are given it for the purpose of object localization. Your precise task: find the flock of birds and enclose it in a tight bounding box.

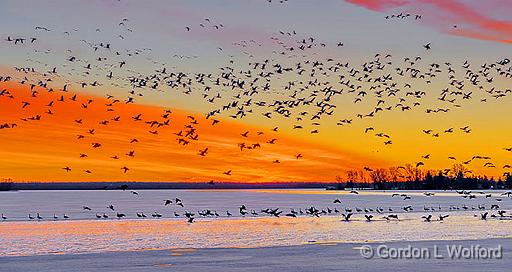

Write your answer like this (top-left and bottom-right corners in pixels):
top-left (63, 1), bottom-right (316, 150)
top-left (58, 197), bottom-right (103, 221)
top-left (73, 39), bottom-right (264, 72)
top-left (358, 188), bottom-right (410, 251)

top-left (1, 2), bottom-right (512, 182)
top-left (1, 190), bottom-right (511, 224)
top-left (385, 12), bottom-right (423, 21)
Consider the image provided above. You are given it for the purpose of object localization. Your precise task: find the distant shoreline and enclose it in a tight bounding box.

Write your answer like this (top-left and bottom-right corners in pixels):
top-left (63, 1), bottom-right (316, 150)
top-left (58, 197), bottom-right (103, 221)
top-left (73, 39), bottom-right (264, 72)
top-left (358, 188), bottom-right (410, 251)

top-left (1, 181), bottom-right (510, 191)
top-left (0, 182), bottom-right (337, 191)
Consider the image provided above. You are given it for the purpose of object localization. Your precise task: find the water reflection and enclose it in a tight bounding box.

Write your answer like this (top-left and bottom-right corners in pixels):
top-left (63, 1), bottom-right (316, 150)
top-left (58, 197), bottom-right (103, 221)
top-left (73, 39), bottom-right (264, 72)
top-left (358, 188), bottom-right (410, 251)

top-left (1, 214), bottom-right (511, 256)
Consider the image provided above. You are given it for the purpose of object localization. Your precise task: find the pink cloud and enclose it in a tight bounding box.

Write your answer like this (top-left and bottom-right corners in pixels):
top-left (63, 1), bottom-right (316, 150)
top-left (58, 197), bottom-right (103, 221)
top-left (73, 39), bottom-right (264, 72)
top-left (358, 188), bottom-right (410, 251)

top-left (346, 0), bottom-right (411, 11)
top-left (345, 0), bottom-right (512, 44)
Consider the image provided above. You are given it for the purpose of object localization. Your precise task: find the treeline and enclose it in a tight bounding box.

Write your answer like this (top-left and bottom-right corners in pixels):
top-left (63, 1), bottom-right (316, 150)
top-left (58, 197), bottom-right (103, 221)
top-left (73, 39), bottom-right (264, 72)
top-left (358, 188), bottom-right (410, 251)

top-left (0, 181), bottom-right (332, 191)
top-left (337, 164), bottom-right (512, 190)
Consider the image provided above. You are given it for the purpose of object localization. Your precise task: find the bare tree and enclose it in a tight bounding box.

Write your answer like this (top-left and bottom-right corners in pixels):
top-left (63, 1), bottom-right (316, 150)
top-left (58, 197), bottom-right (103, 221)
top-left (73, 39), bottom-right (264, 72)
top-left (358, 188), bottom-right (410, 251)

top-left (388, 167), bottom-right (400, 182)
top-left (346, 170), bottom-right (358, 182)
top-left (403, 164), bottom-right (424, 181)
top-left (450, 163), bottom-right (467, 179)
top-left (370, 168), bottom-right (389, 183)
top-left (357, 170), bottom-right (367, 182)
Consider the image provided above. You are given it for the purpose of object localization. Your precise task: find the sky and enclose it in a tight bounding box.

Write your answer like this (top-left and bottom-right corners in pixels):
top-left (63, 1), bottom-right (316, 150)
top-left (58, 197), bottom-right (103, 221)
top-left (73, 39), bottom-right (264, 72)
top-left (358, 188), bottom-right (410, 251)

top-left (1, 0), bottom-right (512, 182)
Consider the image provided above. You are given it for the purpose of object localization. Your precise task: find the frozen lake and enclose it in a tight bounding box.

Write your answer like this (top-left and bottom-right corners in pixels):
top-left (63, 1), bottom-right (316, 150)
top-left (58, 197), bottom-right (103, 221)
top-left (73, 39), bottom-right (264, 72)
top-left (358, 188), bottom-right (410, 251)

top-left (0, 189), bottom-right (511, 256)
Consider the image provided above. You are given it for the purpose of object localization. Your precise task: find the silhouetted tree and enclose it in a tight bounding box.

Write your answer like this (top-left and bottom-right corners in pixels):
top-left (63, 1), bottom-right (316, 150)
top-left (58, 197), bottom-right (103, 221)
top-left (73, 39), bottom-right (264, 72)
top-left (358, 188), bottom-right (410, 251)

top-left (338, 166), bottom-right (509, 190)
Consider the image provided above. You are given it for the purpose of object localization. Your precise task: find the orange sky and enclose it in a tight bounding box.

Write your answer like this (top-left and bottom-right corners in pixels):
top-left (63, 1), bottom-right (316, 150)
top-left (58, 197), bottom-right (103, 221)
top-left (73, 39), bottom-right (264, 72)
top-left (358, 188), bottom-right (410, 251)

top-left (0, 82), bottom-right (379, 183)
top-left (2, 0), bottom-right (511, 182)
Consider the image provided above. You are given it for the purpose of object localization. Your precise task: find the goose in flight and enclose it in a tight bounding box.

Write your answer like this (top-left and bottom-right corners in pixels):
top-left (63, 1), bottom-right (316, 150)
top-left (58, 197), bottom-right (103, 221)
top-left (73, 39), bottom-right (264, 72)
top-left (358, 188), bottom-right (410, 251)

top-left (341, 213), bottom-right (352, 221)
top-left (198, 148), bottom-right (209, 156)
top-left (438, 214), bottom-right (449, 221)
